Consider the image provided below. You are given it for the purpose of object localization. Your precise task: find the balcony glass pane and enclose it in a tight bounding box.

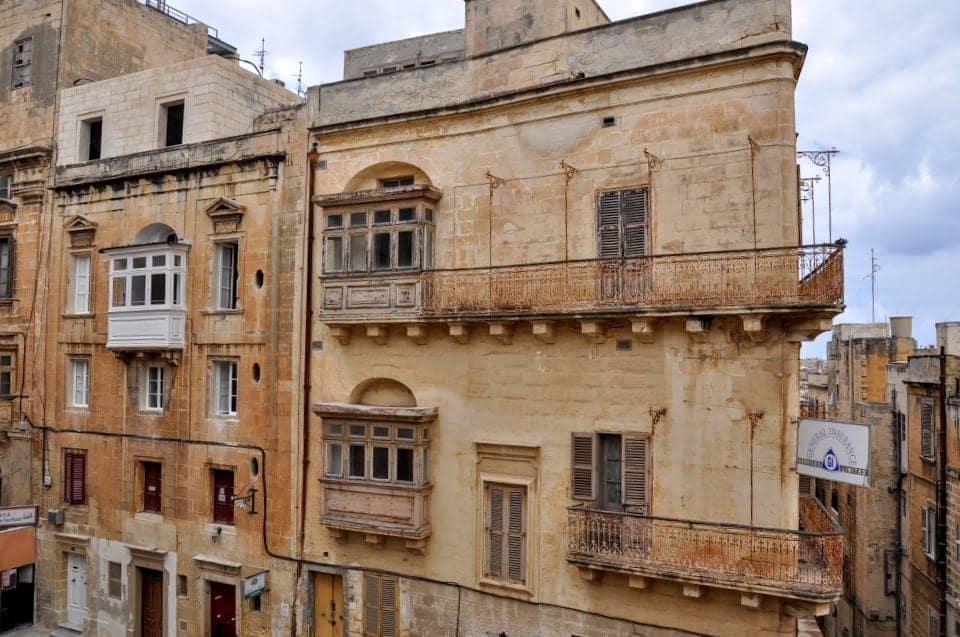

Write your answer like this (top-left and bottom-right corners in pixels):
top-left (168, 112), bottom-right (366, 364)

top-left (112, 277), bottom-right (127, 307)
top-left (397, 427), bottom-right (414, 440)
top-left (350, 212), bottom-right (366, 227)
top-left (374, 210), bottom-right (391, 224)
top-left (133, 257), bottom-right (147, 269)
top-left (349, 445), bottom-right (365, 477)
top-left (325, 237), bottom-right (343, 272)
top-left (113, 258), bottom-right (127, 271)
top-left (398, 208), bottom-right (416, 222)
top-left (131, 275), bottom-right (146, 306)
top-left (173, 273), bottom-right (181, 306)
top-left (150, 273), bottom-right (166, 305)
top-left (372, 446), bottom-right (389, 480)
top-left (398, 231), bottom-right (414, 268)
top-left (325, 423), bottom-right (342, 436)
top-left (349, 425), bottom-right (365, 437)
top-left (397, 448), bottom-right (413, 483)
top-left (373, 233), bottom-right (391, 270)
top-left (326, 443), bottom-right (342, 477)
top-left (152, 255), bottom-right (166, 267)
top-left (372, 426), bottom-right (389, 438)
top-left (349, 235), bottom-right (367, 272)
top-left (327, 214), bottom-right (342, 229)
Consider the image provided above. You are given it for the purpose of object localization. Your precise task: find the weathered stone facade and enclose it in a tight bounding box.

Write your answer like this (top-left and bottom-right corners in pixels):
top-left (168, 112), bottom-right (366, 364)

top-left (301, 1), bottom-right (843, 635)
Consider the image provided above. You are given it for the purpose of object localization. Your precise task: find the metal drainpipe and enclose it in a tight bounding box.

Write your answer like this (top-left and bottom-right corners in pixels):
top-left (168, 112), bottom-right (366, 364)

top-left (939, 347), bottom-right (949, 637)
top-left (892, 388), bottom-right (904, 637)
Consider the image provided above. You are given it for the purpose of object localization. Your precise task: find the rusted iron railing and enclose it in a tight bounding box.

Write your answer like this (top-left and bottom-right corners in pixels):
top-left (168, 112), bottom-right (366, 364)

top-left (566, 496), bottom-right (843, 600)
top-left (421, 244), bottom-right (843, 317)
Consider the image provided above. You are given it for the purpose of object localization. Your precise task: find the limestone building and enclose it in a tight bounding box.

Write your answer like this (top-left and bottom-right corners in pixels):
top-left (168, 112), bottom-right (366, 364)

top-left (0, 0), bottom-right (230, 630)
top-left (35, 54), bottom-right (305, 636)
top-left (303, 0), bottom-right (845, 635)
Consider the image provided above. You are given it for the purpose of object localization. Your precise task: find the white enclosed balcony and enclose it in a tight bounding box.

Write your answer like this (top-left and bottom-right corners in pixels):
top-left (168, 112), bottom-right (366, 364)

top-left (104, 227), bottom-right (189, 351)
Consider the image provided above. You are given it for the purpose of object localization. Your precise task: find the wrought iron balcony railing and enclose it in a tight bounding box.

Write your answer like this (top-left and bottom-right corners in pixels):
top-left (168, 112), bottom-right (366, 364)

top-left (566, 497), bottom-right (843, 602)
top-left (320, 245), bottom-right (843, 322)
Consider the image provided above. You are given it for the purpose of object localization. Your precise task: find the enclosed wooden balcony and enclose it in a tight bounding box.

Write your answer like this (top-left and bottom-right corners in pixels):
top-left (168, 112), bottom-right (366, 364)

top-left (566, 497), bottom-right (843, 604)
top-left (320, 245), bottom-right (843, 330)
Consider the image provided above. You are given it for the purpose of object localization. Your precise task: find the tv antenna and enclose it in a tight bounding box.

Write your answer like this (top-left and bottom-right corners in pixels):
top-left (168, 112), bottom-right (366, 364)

top-left (296, 61), bottom-right (304, 97)
top-left (253, 38), bottom-right (268, 75)
top-left (863, 248), bottom-right (881, 322)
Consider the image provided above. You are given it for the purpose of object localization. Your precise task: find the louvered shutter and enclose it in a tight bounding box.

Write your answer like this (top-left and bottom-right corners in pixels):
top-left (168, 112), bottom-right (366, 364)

top-left (506, 487), bottom-right (526, 583)
top-left (363, 574), bottom-right (380, 637)
top-left (622, 437), bottom-right (649, 512)
top-left (921, 401), bottom-right (934, 458)
top-left (621, 189), bottom-right (649, 258)
top-left (799, 474), bottom-right (813, 497)
top-left (571, 433), bottom-right (596, 501)
top-left (65, 453), bottom-right (86, 505)
top-left (380, 576), bottom-right (398, 637)
top-left (921, 507), bottom-right (929, 553)
top-left (487, 485), bottom-right (504, 578)
top-left (597, 191), bottom-right (621, 258)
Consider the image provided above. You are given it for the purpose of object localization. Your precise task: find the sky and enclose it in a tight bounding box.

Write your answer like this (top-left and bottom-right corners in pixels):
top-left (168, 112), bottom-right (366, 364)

top-left (170, 0), bottom-right (960, 356)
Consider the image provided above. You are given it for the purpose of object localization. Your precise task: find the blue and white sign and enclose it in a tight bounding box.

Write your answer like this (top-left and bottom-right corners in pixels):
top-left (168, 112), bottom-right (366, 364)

top-left (797, 419), bottom-right (871, 487)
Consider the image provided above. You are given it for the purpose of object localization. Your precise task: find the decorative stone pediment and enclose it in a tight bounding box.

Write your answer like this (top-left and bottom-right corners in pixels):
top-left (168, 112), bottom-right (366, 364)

top-left (64, 215), bottom-right (98, 248)
top-left (203, 197), bottom-right (246, 234)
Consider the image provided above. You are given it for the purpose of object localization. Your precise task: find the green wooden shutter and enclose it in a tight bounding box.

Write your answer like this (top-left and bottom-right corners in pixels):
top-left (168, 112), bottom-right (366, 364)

top-left (621, 188), bottom-right (649, 258)
top-left (363, 574), bottom-right (380, 637)
top-left (622, 436), bottom-right (649, 512)
top-left (597, 191), bottom-right (622, 258)
top-left (506, 487), bottom-right (526, 582)
top-left (487, 485), bottom-right (504, 578)
top-left (571, 433), bottom-right (596, 501)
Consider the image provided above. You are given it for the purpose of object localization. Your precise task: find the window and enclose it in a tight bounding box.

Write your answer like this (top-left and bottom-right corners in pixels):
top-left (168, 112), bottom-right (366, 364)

top-left (0, 352), bottom-right (14, 398)
top-left (0, 173), bottom-right (11, 200)
top-left (597, 187), bottom-right (649, 258)
top-left (141, 461), bottom-right (162, 513)
top-left (921, 399), bottom-right (935, 460)
top-left (106, 561), bottom-right (122, 599)
top-left (109, 250), bottom-right (185, 311)
top-left (0, 236), bottom-right (14, 299)
top-left (68, 359), bottom-right (90, 408)
top-left (211, 469), bottom-right (234, 525)
top-left (379, 176), bottom-right (414, 190)
top-left (362, 573), bottom-right (398, 637)
top-left (177, 574), bottom-right (188, 597)
top-left (215, 242), bottom-right (239, 309)
top-left (570, 433), bottom-right (649, 513)
top-left (12, 38), bottom-right (31, 89)
top-left (323, 422), bottom-right (428, 485)
top-left (323, 204), bottom-right (434, 274)
top-left (80, 118), bottom-right (103, 161)
top-left (71, 254), bottom-right (91, 314)
top-left (921, 505), bottom-right (936, 560)
top-left (160, 100), bottom-right (184, 147)
top-left (484, 483), bottom-right (526, 585)
top-left (212, 360), bottom-right (238, 416)
top-left (145, 365), bottom-right (165, 411)
top-left (64, 451), bottom-right (86, 505)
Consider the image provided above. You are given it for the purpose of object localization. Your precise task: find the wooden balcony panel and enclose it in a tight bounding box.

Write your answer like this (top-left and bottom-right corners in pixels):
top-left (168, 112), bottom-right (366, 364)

top-left (319, 479), bottom-right (431, 542)
top-left (319, 245), bottom-right (844, 324)
top-left (566, 497), bottom-right (843, 602)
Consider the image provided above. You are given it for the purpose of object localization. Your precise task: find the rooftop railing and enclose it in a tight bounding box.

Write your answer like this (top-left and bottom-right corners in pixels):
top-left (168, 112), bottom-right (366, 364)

top-left (140, 0), bottom-right (219, 40)
top-left (566, 496), bottom-right (843, 601)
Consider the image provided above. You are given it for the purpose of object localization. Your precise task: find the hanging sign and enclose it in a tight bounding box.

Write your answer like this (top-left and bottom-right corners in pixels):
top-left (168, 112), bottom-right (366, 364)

top-left (0, 506), bottom-right (38, 529)
top-left (797, 419), bottom-right (871, 487)
top-left (243, 571), bottom-right (267, 598)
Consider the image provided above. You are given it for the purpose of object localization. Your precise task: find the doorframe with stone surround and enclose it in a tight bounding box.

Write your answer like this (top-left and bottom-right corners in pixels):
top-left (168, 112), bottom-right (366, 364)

top-left (53, 533), bottom-right (91, 632)
top-left (128, 546), bottom-right (170, 637)
top-left (195, 556), bottom-right (243, 637)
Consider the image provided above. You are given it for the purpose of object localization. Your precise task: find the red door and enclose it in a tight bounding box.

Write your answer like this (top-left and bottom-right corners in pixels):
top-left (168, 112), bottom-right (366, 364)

top-left (143, 462), bottom-right (162, 513)
top-left (209, 582), bottom-right (236, 637)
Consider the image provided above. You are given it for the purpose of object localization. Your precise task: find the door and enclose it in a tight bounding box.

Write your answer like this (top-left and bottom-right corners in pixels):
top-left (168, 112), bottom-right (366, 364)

top-left (313, 573), bottom-right (344, 637)
top-left (66, 554), bottom-right (87, 629)
top-left (140, 569), bottom-right (163, 637)
top-left (209, 582), bottom-right (236, 637)
top-left (598, 434), bottom-right (623, 511)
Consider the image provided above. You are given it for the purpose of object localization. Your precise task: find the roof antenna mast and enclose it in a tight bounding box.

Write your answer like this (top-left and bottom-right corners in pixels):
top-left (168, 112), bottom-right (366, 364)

top-left (253, 38), bottom-right (268, 75)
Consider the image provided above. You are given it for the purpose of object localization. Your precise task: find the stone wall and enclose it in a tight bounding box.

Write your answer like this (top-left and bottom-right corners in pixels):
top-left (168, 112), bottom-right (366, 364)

top-left (343, 29), bottom-right (465, 79)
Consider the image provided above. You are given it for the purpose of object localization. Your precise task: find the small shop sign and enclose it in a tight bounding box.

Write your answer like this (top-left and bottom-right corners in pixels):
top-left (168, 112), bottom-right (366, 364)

top-left (0, 506), bottom-right (38, 529)
top-left (243, 571), bottom-right (267, 598)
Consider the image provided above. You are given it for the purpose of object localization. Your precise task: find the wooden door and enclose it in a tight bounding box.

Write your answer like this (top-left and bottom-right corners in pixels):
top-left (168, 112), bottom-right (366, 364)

top-left (140, 569), bottom-right (163, 637)
top-left (313, 573), bottom-right (344, 637)
top-left (212, 470), bottom-right (234, 525)
top-left (143, 463), bottom-right (162, 513)
top-left (209, 582), bottom-right (236, 637)
top-left (599, 434), bottom-right (623, 511)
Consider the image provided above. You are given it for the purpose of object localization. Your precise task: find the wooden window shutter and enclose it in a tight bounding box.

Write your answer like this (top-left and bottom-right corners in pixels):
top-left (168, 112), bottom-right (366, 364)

top-left (571, 433), bottom-right (596, 501)
top-left (597, 191), bottom-right (621, 258)
top-left (506, 487), bottom-right (526, 583)
top-left (622, 436), bottom-right (649, 512)
top-left (921, 401), bottom-right (934, 458)
top-left (65, 453), bottom-right (86, 505)
top-left (621, 188), bottom-right (649, 258)
top-left (921, 507), bottom-right (929, 553)
top-left (799, 474), bottom-right (813, 497)
top-left (363, 574), bottom-right (380, 637)
top-left (486, 485), bottom-right (504, 578)
top-left (380, 575), bottom-right (398, 637)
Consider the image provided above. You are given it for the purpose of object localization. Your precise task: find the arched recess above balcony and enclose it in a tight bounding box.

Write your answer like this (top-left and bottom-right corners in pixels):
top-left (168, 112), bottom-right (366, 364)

top-left (343, 161), bottom-right (434, 193)
top-left (350, 377), bottom-right (417, 407)
top-left (134, 222), bottom-right (180, 245)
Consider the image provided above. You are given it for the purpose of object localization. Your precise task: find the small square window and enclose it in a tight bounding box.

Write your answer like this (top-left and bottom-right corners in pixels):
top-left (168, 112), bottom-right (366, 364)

top-left (349, 425), bottom-right (365, 437)
top-left (372, 426), bottom-right (390, 438)
top-left (397, 427), bottom-right (414, 440)
top-left (398, 208), bottom-right (416, 222)
top-left (350, 212), bottom-right (367, 227)
top-left (107, 561), bottom-right (122, 599)
top-left (325, 423), bottom-right (343, 436)
top-left (374, 210), bottom-right (391, 224)
top-left (326, 214), bottom-right (343, 229)
top-left (177, 574), bottom-right (188, 597)
top-left (379, 176), bottom-right (414, 190)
